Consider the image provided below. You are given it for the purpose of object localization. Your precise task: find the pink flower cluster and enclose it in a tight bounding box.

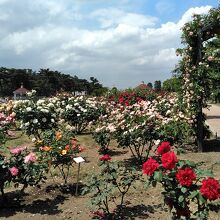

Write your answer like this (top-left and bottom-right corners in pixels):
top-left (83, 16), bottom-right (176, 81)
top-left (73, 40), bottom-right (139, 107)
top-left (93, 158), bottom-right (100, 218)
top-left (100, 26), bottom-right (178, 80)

top-left (9, 166), bottom-right (19, 176)
top-left (10, 146), bottom-right (26, 154)
top-left (24, 152), bottom-right (37, 163)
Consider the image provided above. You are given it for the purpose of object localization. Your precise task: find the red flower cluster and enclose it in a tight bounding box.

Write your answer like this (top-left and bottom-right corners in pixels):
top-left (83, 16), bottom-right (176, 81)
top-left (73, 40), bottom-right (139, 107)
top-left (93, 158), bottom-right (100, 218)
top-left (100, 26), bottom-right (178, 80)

top-left (99, 154), bottom-right (111, 161)
top-left (157, 141), bottom-right (171, 155)
top-left (142, 158), bottom-right (160, 176)
top-left (176, 167), bottom-right (196, 187)
top-left (200, 177), bottom-right (220, 201)
top-left (162, 152), bottom-right (178, 169)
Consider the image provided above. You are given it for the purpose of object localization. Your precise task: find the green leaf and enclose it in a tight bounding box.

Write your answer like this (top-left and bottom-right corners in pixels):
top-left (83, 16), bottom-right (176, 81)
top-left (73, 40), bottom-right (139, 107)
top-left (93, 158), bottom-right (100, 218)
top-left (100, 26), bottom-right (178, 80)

top-left (181, 187), bottom-right (187, 193)
top-left (198, 193), bottom-right (206, 204)
top-left (178, 195), bottom-right (184, 203)
top-left (153, 171), bottom-right (163, 182)
top-left (189, 190), bottom-right (199, 199)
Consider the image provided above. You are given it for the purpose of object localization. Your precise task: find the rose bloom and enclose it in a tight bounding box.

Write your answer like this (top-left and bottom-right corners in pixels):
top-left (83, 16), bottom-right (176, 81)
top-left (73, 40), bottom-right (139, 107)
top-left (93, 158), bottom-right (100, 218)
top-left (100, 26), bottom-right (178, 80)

top-left (157, 141), bottom-right (171, 155)
top-left (65, 145), bottom-right (70, 151)
top-left (41, 146), bottom-right (51, 152)
top-left (162, 152), bottom-right (178, 169)
top-left (56, 131), bottom-right (62, 141)
top-left (142, 158), bottom-right (160, 176)
top-left (9, 166), bottom-right (19, 176)
top-left (24, 152), bottom-right (37, 163)
top-left (10, 146), bottom-right (26, 155)
top-left (61, 149), bottom-right (67, 155)
top-left (200, 177), bottom-right (220, 201)
top-left (99, 155), bottom-right (111, 161)
top-left (176, 167), bottom-right (196, 187)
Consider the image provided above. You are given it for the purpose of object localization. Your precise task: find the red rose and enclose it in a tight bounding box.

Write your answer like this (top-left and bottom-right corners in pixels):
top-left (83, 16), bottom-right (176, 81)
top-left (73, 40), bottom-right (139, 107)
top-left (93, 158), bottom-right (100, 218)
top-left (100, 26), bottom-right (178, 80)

top-left (157, 141), bottom-right (171, 155)
top-left (99, 154), bottom-right (111, 161)
top-left (142, 158), bottom-right (160, 176)
top-left (200, 177), bottom-right (220, 201)
top-left (176, 167), bottom-right (196, 187)
top-left (161, 151), bottom-right (178, 170)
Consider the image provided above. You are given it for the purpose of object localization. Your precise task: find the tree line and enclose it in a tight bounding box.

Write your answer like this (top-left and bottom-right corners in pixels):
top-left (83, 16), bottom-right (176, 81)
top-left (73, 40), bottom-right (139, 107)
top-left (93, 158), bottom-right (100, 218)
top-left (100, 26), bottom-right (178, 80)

top-left (0, 67), bottom-right (107, 97)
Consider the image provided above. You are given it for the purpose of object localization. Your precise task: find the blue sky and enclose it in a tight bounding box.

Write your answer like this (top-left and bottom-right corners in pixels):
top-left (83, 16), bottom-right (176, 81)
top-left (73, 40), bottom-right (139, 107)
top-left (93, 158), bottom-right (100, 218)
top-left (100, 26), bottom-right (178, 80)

top-left (0, 0), bottom-right (219, 88)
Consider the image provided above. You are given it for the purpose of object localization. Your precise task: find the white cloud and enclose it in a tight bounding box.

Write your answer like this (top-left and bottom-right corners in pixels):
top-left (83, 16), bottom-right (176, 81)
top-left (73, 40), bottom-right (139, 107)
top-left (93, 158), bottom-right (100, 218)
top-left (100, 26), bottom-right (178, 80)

top-left (91, 8), bottom-right (158, 28)
top-left (178, 6), bottom-right (212, 27)
top-left (0, 2), bottom-right (214, 88)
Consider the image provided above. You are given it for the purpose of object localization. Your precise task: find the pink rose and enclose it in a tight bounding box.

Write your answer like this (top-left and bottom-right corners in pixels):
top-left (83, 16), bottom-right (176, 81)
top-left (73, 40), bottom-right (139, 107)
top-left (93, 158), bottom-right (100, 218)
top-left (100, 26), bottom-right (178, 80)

top-left (10, 146), bottom-right (26, 155)
top-left (24, 152), bottom-right (37, 163)
top-left (9, 166), bottom-right (19, 176)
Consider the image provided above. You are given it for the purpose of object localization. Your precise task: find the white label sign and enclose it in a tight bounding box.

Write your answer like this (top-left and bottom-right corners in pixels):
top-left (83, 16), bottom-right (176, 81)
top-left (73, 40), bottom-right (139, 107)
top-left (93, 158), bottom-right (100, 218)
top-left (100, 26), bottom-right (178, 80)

top-left (73, 156), bottom-right (85, 164)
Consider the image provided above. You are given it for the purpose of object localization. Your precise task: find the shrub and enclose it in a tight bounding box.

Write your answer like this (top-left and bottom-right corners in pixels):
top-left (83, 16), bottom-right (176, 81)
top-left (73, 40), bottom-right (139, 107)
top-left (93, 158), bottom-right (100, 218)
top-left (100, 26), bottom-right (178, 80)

top-left (143, 141), bottom-right (220, 220)
top-left (83, 155), bottom-right (141, 219)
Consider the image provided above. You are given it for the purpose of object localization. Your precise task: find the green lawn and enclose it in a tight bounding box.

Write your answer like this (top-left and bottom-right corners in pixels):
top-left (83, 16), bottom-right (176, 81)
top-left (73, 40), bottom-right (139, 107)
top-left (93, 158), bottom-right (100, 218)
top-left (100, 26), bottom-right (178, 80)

top-left (5, 131), bottom-right (32, 148)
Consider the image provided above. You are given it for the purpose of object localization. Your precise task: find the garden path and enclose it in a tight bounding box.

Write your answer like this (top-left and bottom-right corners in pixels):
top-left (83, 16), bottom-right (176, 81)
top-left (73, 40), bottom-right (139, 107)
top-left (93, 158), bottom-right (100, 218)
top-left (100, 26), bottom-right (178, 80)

top-left (203, 104), bottom-right (220, 139)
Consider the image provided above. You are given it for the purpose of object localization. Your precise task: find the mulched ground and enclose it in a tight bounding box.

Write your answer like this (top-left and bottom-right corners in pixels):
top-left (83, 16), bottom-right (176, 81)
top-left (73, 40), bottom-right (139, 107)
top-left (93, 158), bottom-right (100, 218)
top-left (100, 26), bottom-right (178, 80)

top-left (0, 135), bottom-right (219, 220)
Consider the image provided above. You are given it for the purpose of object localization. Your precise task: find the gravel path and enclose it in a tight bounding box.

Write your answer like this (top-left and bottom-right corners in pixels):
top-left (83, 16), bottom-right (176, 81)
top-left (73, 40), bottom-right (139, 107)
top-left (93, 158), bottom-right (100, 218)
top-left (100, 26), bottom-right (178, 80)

top-left (203, 104), bottom-right (220, 138)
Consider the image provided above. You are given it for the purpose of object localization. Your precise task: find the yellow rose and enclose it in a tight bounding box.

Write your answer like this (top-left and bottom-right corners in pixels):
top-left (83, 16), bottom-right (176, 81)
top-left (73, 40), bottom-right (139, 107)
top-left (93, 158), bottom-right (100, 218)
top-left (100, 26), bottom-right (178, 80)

top-left (56, 131), bottom-right (62, 140)
top-left (61, 149), bottom-right (67, 155)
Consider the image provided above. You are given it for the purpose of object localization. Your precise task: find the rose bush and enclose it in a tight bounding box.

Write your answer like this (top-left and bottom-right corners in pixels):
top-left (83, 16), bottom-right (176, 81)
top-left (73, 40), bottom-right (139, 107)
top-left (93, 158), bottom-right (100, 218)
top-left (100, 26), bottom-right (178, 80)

top-left (8, 146), bottom-right (47, 192)
top-left (94, 94), bottom-right (192, 163)
top-left (0, 112), bottom-right (16, 145)
top-left (83, 155), bottom-right (141, 219)
top-left (143, 141), bottom-right (220, 219)
top-left (12, 96), bottom-right (58, 138)
top-left (36, 129), bottom-right (83, 184)
top-left (61, 96), bottom-right (104, 134)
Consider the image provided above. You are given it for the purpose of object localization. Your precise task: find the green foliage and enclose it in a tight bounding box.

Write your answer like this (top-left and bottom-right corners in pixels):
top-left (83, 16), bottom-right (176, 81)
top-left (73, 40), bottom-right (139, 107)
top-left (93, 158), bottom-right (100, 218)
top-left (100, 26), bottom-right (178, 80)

top-left (154, 80), bottom-right (161, 91)
top-left (36, 129), bottom-right (82, 184)
top-left (93, 130), bottom-right (111, 154)
top-left (144, 148), bottom-right (219, 220)
top-left (175, 5), bottom-right (220, 145)
top-left (0, 67), bottom-right (106, 97)
top-left (9, 148), bottom-right (47, 191)
top-left (162, 76), bottom-right (182, 93)
top-left (83, 158), bottom-right (140, 218)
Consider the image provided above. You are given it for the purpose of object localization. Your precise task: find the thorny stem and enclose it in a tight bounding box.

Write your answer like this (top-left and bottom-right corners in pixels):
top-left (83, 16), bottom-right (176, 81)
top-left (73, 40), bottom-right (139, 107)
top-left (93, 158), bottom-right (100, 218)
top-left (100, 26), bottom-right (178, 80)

top-left (97, 185), bottom-right (110, 214)
top-left (146, 142), bottom-right (153, 160)
top-left (128, 145), bottom-right (136, 159)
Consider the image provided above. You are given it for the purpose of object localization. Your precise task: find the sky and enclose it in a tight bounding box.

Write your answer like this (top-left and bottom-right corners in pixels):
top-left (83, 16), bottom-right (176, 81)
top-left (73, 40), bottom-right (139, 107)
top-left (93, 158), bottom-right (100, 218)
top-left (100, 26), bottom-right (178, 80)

top-left (0, 0), bottom-right (219, 88)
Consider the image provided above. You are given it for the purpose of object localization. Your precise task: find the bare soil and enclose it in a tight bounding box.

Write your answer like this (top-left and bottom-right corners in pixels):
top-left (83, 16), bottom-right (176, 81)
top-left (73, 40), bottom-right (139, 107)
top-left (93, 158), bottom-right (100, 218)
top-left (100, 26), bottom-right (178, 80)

top-left (0, 135), bottom-right (220, 220)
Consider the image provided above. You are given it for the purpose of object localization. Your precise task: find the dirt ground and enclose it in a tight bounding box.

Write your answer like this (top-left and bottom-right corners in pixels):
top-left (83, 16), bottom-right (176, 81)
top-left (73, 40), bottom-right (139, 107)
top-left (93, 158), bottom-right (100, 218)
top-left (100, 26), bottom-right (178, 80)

top-left (0, 134), bottom-right (220, 220)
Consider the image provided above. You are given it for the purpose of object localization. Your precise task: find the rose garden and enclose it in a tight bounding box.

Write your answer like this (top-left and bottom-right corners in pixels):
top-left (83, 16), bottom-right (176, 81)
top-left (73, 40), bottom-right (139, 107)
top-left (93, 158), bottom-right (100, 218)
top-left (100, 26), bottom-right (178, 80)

top-left (0, 6), bottom-right (220, 220)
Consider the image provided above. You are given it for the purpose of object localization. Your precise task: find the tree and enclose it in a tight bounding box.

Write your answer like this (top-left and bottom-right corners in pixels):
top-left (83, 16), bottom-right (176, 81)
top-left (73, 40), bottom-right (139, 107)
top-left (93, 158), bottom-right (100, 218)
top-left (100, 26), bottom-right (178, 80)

top-left (0, 67), bottom-right (106, 97)
top-left (162, 77), bottom-right (182, 93)
top-left (154, 80), bottom-right (161, 91)
top-left (147, 82), bottom-right (153, 88)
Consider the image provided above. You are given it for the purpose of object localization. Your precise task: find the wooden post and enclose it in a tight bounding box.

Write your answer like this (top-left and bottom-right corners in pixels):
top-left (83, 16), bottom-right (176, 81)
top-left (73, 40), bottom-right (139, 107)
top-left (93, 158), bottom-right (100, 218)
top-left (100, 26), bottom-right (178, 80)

top-left (75, 163), bottom-right (80, 196)
top-left (73, 156), bottom-right (85, 196)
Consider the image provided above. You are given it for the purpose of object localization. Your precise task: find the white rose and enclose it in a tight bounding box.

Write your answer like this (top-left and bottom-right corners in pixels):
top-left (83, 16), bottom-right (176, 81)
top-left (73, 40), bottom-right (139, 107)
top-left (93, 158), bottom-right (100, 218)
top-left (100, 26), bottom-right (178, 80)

top-left (25, 122), bottom-right (30, 126)
top-left (42, 117), bottom-right (47, 122)
top-left (33, 119), bottom-right (38, 124)
top-left (11, 112), bottom-right (16, 117)
top-left (26, 107), bottom-right (32, 112)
